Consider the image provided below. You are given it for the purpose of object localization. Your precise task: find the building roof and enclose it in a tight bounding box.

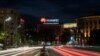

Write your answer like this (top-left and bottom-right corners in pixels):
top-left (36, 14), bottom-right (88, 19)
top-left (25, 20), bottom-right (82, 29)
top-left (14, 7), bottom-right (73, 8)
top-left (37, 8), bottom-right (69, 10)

top-left (82, 16), bottom-right (100, 19)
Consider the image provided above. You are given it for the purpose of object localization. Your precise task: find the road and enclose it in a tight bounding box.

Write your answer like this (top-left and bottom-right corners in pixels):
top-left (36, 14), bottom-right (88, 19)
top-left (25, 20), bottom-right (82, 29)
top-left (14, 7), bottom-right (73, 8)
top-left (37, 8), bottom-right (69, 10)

top-left (50, 46), bottom-right (100, 56)
top-left (1, 46), bottom-right (100, 56)
top-left (0, 46), bottom-right (42, 56)
top-left (47, 48), bottom-right (62, 56)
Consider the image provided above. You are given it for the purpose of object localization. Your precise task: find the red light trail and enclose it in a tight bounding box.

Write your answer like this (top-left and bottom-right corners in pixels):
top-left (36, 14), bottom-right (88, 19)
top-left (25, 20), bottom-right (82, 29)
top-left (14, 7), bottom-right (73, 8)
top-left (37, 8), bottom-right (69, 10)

top-left (51, 46), bottom-right (100, 56)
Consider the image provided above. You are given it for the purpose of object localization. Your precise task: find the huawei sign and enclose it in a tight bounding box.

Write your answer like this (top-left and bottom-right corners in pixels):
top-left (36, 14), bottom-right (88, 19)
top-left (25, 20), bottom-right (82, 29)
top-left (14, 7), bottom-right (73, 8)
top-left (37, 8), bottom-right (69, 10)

top-left (40, 17), bottom-right (47, 23)
top-left (40, 17), bottom-right (59, 24)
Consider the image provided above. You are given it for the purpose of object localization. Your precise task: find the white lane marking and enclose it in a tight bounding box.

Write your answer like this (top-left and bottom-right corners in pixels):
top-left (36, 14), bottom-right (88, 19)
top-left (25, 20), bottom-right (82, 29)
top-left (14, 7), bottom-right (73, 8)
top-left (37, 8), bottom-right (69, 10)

top-left (0, 47), bottom-right (30, 54)
top-left (0, 50), bottom-right (23, 56)
top-left (12, 48), bottom-right (37, 56)
top-left (0, 47), bottom-right (34, 56)
top-left (0, 47), bottom-right (43, 56)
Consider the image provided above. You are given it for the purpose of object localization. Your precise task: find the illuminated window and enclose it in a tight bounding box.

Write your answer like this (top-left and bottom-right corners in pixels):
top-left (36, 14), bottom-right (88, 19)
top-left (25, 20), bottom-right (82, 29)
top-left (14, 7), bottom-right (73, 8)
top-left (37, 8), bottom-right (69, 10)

top-left (84, 32), bottom-right (87, 37)
top-left (88, 32), bottom-right (90, 37)
top-left (80, 29), bottom-right (83, 33)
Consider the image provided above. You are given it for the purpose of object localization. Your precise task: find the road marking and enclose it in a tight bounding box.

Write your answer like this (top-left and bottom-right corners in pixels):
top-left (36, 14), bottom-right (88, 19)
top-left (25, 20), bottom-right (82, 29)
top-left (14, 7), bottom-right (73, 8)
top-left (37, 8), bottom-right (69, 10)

top-left (12, 48), bottom-right (35, 56)
top-left (0, 50), bottom-right (23, 56)
top-left (0, 47), bottom-right (42, 56)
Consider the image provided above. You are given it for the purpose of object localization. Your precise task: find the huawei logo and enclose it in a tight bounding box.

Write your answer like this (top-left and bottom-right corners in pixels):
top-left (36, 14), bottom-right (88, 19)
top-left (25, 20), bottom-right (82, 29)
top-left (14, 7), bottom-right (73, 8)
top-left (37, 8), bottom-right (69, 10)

top-left (40, 17), bottom-right (47, 23)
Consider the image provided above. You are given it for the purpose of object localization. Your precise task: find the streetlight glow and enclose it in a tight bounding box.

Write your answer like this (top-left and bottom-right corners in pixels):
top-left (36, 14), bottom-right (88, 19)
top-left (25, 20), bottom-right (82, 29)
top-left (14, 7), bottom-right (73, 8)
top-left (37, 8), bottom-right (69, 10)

top-left (5, 17), bottom-right (12, 22)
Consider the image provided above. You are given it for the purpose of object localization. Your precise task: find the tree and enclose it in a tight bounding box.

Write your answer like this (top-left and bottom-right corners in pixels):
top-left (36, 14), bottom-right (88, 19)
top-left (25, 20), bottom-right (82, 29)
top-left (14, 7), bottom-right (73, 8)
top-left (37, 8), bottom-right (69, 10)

top-left (0, 23), bottom-right (5, 40)
top-left (14, 32), bottom-right (21, 47)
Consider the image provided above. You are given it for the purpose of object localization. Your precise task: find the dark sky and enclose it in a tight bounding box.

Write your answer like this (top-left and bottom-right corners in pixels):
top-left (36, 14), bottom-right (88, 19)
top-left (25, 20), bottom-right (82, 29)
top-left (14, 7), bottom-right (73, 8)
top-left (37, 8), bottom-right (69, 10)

top-left (0, 0), bottom-right (100, 23)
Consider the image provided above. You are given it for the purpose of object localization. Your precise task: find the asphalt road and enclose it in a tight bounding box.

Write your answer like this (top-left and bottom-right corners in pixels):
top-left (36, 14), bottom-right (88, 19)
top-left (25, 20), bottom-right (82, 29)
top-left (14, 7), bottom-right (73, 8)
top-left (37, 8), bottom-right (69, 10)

top-left (1, 46), bottom-right (100, 56)
top-left (47, 48), bottom-right (62, 56)
top-left (0, 46), bottom-right (42, 56)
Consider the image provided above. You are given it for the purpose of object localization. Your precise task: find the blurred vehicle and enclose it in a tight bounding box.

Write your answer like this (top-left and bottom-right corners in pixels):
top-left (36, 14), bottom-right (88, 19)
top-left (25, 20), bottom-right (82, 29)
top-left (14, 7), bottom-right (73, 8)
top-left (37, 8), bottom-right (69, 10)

top-left (46, 42), bottom-right (51, 46)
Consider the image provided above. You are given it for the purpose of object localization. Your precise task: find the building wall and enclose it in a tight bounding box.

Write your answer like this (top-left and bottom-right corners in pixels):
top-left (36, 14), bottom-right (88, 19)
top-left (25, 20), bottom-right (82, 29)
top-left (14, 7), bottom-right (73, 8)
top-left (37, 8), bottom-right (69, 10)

top-left (37, 24), bottom-right (63, 45)
top-left (76, 16), bottom-right (100, 45)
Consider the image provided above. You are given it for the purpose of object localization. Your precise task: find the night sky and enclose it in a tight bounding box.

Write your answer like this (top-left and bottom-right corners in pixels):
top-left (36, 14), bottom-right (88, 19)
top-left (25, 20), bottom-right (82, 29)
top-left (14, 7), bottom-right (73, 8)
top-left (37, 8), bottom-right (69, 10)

top-left (0, 0), bottom-right (100, 23)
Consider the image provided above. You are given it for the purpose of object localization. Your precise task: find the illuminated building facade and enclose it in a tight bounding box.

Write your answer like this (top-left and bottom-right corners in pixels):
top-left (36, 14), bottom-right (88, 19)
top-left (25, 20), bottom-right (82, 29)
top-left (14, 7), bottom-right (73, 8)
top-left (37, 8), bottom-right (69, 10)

top-left (63, 23), bottom-right (77, 44)
top-left (76, 16), bottom-right (100, 45)
top-left (63, 23), bottom-right (77, 28)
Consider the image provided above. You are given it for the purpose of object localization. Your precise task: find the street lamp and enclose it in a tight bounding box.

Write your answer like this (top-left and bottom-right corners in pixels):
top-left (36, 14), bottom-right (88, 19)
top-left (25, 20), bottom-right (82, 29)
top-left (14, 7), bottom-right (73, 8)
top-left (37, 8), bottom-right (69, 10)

top-left (5, 17), bottom-right (12, 22)
top-left (11, 21), bottom-right (24, 47)
top-left (4, 16), bottom-right (12, 35)
top-left (3, 16), bottom-right (12, 49)
top-left (4, 16), bottom-right (12, 29)
top-left (14, 24), bottom-right (22, 47)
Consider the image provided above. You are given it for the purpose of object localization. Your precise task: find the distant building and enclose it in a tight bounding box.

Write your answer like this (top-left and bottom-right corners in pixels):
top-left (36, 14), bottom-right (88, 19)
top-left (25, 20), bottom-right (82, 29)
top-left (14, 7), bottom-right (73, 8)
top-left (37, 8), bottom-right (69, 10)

top-left (63, 23), bottom-right (77, 28)
top-left (0, 8), bottom-right (19, 47)
top-left (36, 18), bottom-right (63, 45)
top-left (0, 8), bottom-right (19, 30)
top-left (76, 16), bottom-right (100, 45)
top-left (37, 24), bottom-right (63, 41)
top-left (62, 23), bottom-right (77, 44)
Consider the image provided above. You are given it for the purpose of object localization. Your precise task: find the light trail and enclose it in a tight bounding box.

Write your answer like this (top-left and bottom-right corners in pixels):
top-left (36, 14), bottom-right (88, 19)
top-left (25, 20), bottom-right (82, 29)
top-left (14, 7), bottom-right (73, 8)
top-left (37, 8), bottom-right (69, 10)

top-left (0, 46), bottom-right (42, 56)
top-left (51, 46), bottom-right (100, 56)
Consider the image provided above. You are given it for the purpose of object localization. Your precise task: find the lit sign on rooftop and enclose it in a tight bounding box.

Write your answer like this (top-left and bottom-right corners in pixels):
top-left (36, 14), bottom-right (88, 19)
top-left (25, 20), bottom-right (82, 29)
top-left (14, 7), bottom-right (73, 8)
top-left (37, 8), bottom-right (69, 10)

top-left (40, 17), bottom-right (59, 24)
top-left (63, 23), bottom-right (77, 28)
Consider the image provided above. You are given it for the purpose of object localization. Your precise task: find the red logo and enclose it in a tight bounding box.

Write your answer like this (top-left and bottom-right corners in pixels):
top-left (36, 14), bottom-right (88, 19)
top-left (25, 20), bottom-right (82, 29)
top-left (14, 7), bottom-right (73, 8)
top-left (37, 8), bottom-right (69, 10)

top-left (40, 17), bottom-right (47, 23)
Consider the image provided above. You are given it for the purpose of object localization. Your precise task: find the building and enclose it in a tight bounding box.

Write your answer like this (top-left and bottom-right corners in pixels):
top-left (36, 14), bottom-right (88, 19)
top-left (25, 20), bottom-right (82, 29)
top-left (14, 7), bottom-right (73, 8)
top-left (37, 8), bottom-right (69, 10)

top-left (76, 16), bottom-right (100, 45)
top-left (36, 18), bottom-right (63, 45)
top-left (63, 23), bottom-right (77, 28)
top-left (37, 18), bottom-right (78, 44)
top-left (0, 8), bottom-right (20, 47)
top-left (63, 23), bottom-right (77, 44)
top-left (37, 24), bottom-right (63, 45)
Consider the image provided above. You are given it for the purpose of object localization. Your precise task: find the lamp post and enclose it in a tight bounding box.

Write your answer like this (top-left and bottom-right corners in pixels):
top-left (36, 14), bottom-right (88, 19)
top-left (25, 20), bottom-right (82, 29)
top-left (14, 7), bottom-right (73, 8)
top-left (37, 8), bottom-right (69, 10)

top-left (4, 17), bottom-right (12, 31)
top-left (4, 17), bottom-right (12, 32)
top-left (3, 17), bottom-right (12, 49)
top-left (13, 24), bottom-right (21, 47)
